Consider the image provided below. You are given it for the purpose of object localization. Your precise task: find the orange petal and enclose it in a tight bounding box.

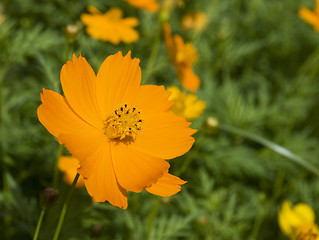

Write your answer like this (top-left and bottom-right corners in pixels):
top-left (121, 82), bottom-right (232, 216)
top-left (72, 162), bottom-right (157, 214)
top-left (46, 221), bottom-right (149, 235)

top-left (37, 89), bottom-right (97, 140)
top-left (58, 131), bottom-right (106, 179)
top-left (132, 85), bottom-right (173, 115)
top-left (111, 142), bottom-right (170, 193)
top-left (118, 24), bottom-right (139, 44)
top-left (145, 172), bottom-right (186, 197)
top-left (58, 156), bottom-right (85, 188)
top-left (96, 51), bottom-right (141, 119)
top-left (299, 8), bottom-right (319, 31)
top-left (84, 142), bottom-right (128, 209)
top-left (180, 67), bottom-right (200, 92)
top-left (60, 54), bottom-right (103, 128)
top-left (131, 112), bottom-right (196, 159)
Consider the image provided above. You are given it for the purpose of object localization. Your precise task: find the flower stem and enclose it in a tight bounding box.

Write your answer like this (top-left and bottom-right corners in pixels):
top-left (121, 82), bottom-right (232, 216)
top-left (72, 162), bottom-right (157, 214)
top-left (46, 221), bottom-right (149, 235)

top-left (52, 173), bottom-right (79, 240)
top-left (52, 144), bottom-right (64, 189)
top-left (142, 23), bottom-right (161, 84)
top-left (218, 123), bottom-right (319, 177)
top-left (33, 208), bottom-right (46, 240)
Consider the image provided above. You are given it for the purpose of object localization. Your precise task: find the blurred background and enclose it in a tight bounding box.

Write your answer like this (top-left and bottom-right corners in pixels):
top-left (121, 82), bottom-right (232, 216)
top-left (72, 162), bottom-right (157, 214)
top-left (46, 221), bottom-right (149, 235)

top-left (1, 0), bottom-right (319, 239)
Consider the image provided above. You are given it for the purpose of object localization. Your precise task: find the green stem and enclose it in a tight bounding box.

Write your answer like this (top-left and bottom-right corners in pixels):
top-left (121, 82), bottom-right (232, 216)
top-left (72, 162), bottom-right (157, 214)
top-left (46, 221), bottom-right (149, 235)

top-left (142, 24), bottom-right (161, 84)
top-left (175, 132), bottom-right (204, 176)
top-left (218, 124), bottom-right (319, 177)
top-left (52, 173), bottom-right (80, 240)
top-left (284, 46), bottom-right (319, 138)
top-left (146, 197), bottom-right (161, 238)
top-left (33, 208), bottom-right (46, 240)
top-left (52, 144), bottom-right (64, 189)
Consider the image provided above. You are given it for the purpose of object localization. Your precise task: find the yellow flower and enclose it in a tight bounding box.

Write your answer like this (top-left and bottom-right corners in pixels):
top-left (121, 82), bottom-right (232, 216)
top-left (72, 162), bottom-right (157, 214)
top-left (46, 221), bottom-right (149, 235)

top-left (163, 22), bottom-right (200, 92)
top-left (37, 51), bottom-right (196, 209)
top-left (278, 201), bottom-right (319, 240)
top-left (182, 12), bottom-right (208, 31)
top-left (299, 0), bottom-right (319, 31)
top-left (81, 6), bottom-right (139, 44)
top-left (58, 156), bottom-right (85, 188)
top-left (125, 0), bottom-right (159, 13)
top-left (167, 86), bottom-right (205, 121)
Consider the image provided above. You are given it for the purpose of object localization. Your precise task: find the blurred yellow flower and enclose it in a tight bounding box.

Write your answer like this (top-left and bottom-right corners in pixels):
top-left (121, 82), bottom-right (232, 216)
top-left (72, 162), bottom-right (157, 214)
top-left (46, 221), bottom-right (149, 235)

top-left (81, 6), bottom-right (139, 44)
top-left (58, 156), bottom-right (85, 188)
top-left (163, 22), bottom-right (200, 92)
top-left (125, 0), bottom-right (159, 13)
top-left (167, 86), bottom-right (205, 121)
top-left (299, 0), bottom-right (319, 31)
top-left (278, 201), bottom-right (319, 240)
top-left (182, 12), bottom-right (208, 31)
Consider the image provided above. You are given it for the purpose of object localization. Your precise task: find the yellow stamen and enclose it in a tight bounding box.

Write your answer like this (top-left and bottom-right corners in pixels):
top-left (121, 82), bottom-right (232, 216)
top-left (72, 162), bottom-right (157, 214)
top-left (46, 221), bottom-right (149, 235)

top-left (104, 104), bottom-right (143, 141)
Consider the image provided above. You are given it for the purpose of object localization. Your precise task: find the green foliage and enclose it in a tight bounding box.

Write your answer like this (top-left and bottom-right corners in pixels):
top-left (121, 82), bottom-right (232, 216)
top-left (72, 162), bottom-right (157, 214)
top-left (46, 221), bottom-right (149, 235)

top-left (1, 0), bottom-right (319, 239)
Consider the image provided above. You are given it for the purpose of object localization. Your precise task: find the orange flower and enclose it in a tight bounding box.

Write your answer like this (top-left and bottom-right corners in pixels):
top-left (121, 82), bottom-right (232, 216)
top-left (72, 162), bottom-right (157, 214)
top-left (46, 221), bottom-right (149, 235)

top-left (81, 6), bottom-right (139, 44)
top-left (299, 0), bottom-right (319, 31)
top-left (37, 51), bottom-right (195, 209)
top-left (167, 86), bottom-right (206, 121)
top-left (58, 156), bottom-right (85, 188)
top-left (125, 0), bottom-right (159, 13)
top-left (182, 12), bottom-right (208, 31)
top-left (163, 22), bottom-right (200, 92)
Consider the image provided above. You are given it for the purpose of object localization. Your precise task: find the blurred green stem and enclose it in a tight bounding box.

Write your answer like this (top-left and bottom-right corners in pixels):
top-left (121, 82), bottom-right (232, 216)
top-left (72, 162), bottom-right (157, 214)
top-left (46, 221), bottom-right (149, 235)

top-left (142, 23), bottom-right (162, 84)
top-left (52, 144), bottom-right (63, 189)
top-left (284, 46), bottom-right (319, 138)
top-left (33, 208), bottom-right (46, 240)
top-left (53, 173), bottom-right (79, 240)
top-left (218, 124), bottom-right (319, 177)
top-left (146, 197), bottom-right (161, 239)
top-left (175, 131), bottom-right (204, 176)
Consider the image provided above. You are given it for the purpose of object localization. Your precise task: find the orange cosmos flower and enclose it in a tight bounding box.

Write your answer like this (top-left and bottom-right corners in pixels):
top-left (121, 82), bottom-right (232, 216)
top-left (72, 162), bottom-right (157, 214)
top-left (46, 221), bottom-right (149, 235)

top-left (81, 6), bottom-right (139, 44)
top-left (37, 51), bottom-right (195, 209)
top-left (58, 156), bottom-right (85, 188)
top-left (182, 12), bottom-right (208, 31)
top-left (125, 0), bottom-right (159, 13)
top-left (299, 0), bottom-right (319, 31)
top-left (163, 22), bottom-right (200, 92)
top-left (167, 86), bottom-right (205, 121)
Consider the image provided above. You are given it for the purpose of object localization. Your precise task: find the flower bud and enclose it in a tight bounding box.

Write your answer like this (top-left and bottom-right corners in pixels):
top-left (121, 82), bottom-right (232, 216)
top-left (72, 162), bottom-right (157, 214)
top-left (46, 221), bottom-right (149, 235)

top-left (90, 224), bottom-right (103, 237)
top-left (41, 187), bottom-right (59, 208)
top-left (206, 116), bottom-right (218, 129)
top-left (65, 24), bottom-right (78, 41)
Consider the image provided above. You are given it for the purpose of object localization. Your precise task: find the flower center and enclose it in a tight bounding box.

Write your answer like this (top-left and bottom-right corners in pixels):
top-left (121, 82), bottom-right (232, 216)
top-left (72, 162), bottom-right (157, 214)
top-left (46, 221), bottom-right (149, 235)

top-left (104, 104), bottom-right (143, 141)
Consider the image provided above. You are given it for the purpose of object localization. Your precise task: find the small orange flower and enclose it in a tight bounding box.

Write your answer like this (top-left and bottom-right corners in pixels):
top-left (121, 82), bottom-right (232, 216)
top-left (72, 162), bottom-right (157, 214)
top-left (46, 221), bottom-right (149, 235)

top-left (38, 51), bottom-right (195, 209)
top-left (167, 86), bottom-right (205, 121)
top-left (81, 6), bottom-right (139, 44)
top-left (299, 0), bottom-right (319, 31)
top-left (58, 156), bottom-right (85, 188)
top-left (182, 12), bottom-right (208, 31)
top-left (125, 0), bottom-right (159, 13)
top-left (163, 22), bottom-right (200, 92)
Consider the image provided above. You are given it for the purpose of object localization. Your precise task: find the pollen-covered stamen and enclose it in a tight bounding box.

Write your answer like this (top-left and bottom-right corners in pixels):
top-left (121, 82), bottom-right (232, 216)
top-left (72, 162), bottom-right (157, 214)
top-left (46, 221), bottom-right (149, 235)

top-left (104, 104), bottom-right (143, 140)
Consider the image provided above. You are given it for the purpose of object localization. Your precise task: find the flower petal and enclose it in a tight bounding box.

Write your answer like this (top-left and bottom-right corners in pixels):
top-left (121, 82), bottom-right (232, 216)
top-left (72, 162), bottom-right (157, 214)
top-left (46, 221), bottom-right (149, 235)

top-left (180, 67), bottom-right (200, 93)
top-left (58, 131), bottom-right (106, 179)
top-left (96, 51), bottom-right (141, 119)
top-left (299, 8), bottom-right (319, 31)
top-left (111, 142), bottom-right (170, 193)
top-left (131, 112), bottom-right (196, 159)
top-left (145, 172), bottom-right (186, 197)
top-left (58, 156), bottom-right (85, 188)
top-left (132, 85), bottom-right (173, 115)
top-left (37, 89), bottom-right (97, 141)
top-left (294, 203), bottom-right (315, 223)
top-left (60, 54), bottom-right (103, 128)
top-left (84, 142), bottom-right (128, 209)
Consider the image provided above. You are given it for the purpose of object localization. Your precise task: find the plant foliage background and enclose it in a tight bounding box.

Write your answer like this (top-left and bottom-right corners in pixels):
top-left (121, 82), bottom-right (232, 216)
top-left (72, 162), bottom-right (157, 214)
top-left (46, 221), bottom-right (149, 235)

top-left (1, 0), bottom-right (319, 239)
